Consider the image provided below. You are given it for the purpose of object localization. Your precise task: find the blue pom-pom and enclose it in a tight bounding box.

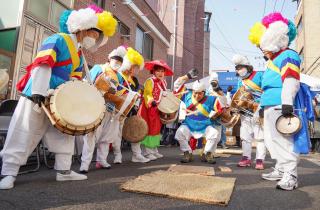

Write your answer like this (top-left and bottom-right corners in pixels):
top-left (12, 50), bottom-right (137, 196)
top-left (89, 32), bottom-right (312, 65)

top-left (59, 10), bottom-right (72, 33)
top-left (287, 20), bottom-right (297, 45)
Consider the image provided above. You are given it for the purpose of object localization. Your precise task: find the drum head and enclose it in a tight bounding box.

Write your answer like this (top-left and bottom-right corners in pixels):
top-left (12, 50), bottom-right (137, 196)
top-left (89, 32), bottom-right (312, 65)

top-left (158, 91), bottom-right (180, 114)
top-left (276, 115), bottom-right (302, 136)
top-left (50, 80), bottom-right (105, 128)
top-left (122, 115), bottom-right (148, 143)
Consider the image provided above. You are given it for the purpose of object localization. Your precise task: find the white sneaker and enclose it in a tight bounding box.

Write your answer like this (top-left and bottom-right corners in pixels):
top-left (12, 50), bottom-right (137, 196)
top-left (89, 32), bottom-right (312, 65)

top-left (262, 168), bottom-right (284, 181)
top-left (0, 176), bottom-right (16, 190)
top-left (56, 171), bottom-right (88, 181)
top-left (132, 155), bottom-right (150, 163)
top-left (146, 154), bottom-right (157, 161)
top-left (153, 152), bottom-right (164, 158)
top-left (276, 173), bottom-right (298, 191)
top-left (114, 154), bottom-right (122, 164)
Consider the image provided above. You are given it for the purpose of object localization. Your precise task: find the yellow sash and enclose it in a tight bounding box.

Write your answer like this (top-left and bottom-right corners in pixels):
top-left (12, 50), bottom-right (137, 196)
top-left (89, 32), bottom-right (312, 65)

top-left (242, 79), bottom-right (262, 92)
top-left (191, 95), bottom-right (210, 117)
top-left (58, 33), bottom-right (80, 71)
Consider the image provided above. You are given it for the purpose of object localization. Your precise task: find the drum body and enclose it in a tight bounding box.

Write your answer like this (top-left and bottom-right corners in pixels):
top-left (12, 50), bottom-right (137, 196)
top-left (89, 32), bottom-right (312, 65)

top-left (158, 91), bottom-right (180, 124)
top-left (104, 91), bottom-right (139, 118)
top-left (231, 86), bottom-right (258, 114)
top-left (219, 108), bottom-right (241, 128)
top-left (94, 73), bottom-right (138, 118)
top-left (276, 114), bottom-right (302, 136)
top-left (45, 80), bottom-right (105, 135)
top-left (95, 73), bottom-right (112, 94)
top-left (122, 115), bottom-right (148, 143)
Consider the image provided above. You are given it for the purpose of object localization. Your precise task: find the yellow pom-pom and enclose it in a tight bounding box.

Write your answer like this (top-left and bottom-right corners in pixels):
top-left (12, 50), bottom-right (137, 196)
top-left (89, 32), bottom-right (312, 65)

top-left (127, 47), bottom-right (144, 67)
top-left (97, 11), bottom-right (118, 37)
top-left (248, 22), bottom-right (266, 46)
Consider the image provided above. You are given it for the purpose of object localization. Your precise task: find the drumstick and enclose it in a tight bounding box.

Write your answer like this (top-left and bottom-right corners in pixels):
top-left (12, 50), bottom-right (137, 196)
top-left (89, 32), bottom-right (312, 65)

top-left (174, 91), bottom-right (189, 96)
top-left (81, 50), bottom-right (93, 85)
top-left (109, 78), bottom-right (141, 97)
top-left (185, 110), bottom-right (200, 116)
top-left (41, 103), bottom-right (57, 126)
top-left (274, 108), bottom-right (304, 111)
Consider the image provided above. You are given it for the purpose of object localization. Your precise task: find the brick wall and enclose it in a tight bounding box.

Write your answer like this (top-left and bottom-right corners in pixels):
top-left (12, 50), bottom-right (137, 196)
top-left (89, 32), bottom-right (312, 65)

top-left (146, 0), bottom-right (206, 87)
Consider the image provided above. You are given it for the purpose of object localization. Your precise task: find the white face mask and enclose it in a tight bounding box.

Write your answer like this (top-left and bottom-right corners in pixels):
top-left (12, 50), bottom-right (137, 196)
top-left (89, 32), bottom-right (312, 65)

top-left (110, 60), bottom-right (121, 71)
top-left (238, 69), bottom-right (248, 78)
top-left (82, 36), bottom-right (96, 50)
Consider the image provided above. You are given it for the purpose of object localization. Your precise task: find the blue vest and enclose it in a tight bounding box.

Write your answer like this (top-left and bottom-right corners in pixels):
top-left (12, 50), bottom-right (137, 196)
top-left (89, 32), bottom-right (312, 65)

top-left (237, 71), bottom-right (263, 102)
top-left (181, 91), bottom-right (218, 133)
top-left (260, 49), bottom-right (301, 107)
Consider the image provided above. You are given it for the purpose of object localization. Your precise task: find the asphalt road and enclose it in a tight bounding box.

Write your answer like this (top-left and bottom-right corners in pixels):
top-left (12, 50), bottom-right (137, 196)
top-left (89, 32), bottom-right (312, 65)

top-left (0, 146), bottom-right (319, 210)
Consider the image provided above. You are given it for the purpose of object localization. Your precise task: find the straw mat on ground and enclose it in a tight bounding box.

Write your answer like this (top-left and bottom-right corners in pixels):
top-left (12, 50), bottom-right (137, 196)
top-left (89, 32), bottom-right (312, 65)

top-left (120, 170), bottom-right (236, 206)
top-left (168, 164), bottom-right (215, 176)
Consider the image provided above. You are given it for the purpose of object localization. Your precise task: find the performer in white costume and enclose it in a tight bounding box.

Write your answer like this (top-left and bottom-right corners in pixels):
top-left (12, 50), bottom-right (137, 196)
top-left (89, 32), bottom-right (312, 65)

top-left (206, 72), bottom-right (229, 149)
top-left (0, 5), bottom-right (117, 189)
top-left (174, 72), bottom-right (224, 164)
top-left (232, 54), bottom-right (266, 170)
top-left (80, 46), bottom-right (127, 173)
top-left (249, 12), bottom-right (303, 190)
top-left (118, 47), bottom-right (150, 163)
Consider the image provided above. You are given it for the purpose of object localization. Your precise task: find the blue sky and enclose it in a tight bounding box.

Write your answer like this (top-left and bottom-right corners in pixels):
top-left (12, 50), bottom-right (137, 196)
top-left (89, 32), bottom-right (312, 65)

top-left (205, 0), bottom-right (298, 71)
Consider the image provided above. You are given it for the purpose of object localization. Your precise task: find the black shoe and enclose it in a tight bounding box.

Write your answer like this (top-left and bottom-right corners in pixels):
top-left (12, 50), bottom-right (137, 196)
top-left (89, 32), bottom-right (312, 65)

top-left (79, 170), bottom-right (88, 174)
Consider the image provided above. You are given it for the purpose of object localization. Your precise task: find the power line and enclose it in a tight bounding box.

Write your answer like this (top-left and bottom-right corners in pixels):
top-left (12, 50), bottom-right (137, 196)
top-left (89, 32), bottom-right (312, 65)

top-left (273, 0), bottom-right (277, 11)
top-left (174, 32), bottom-right (261, 56)
top-left (171, 33), bottom-right (234, 67)
top-left (280, 0), bottom-right (286, 12)
top-left (210, 43), bottom-right (234, 64)
top-left (213, 20), bottom-right (237, 54)
top-left (161, 0), bottom-right (168, 22)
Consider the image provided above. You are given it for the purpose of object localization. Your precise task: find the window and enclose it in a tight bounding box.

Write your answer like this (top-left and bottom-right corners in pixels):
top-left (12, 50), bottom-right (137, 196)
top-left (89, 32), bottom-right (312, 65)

top-left (135, 26), bottom-right (153, 60)
top-left (143, 33), bottom-right (153, 60)
top-left (135, 27), bottom-right (144, 53)
top-left (297, 17), bottom-right (303, 34)
top-left (27, 0), bottom-right (50, 21)
top-left (27, 0), bottom-right (70, 30)
top-left (204, 12), bottom-right (211, 32)
top-left (115, 17), bottom-right (130, 38)
top-left (50, 1), bottom-right (66, 29)
top-left (93, 0), bottom-right (105, 9)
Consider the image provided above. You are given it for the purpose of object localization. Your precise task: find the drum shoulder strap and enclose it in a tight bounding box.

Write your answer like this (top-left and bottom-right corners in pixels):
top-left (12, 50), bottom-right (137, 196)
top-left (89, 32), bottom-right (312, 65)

top-left (58, 33), bottom-right (80, 71)
top-left (188, 96), bottom-right (210, 117)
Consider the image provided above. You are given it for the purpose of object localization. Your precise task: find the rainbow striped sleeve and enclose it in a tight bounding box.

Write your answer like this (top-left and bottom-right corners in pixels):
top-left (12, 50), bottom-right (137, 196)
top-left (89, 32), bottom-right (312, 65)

top-left (279, 51), bottom-right (301, 81)
top-left (33, 35), bottom-right (60, 68)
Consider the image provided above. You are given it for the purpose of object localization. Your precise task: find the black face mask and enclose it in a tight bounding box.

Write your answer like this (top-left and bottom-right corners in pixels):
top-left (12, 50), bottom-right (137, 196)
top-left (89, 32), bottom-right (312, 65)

top-left (211, 81), bottom-right (220, 91)
top-left (236, 72), bottom-right (239, 77)
top-left (263, 56), bottom-right (268, 61)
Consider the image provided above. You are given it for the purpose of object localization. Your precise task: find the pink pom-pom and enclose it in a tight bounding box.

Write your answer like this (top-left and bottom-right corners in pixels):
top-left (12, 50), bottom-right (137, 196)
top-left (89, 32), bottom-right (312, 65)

top-left (121, 44), bottom-right (129, 50)
top-left (262, 12), bottom-right (288, 28)
top-left (88, 4), bottom-right (103, 13)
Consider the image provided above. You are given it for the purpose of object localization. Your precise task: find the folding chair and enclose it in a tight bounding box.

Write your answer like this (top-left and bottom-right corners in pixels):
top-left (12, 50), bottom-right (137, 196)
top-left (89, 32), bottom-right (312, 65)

top-left (0, 100), bottom-right (18, 149)
top-left (0, 99), bottom-right (43, 174)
